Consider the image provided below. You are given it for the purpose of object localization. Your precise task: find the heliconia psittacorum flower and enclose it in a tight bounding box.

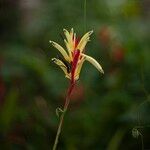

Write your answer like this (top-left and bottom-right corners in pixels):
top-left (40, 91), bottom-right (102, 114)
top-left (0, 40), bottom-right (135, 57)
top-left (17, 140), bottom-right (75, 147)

top-left (50, 28), bottom-right (104, 84)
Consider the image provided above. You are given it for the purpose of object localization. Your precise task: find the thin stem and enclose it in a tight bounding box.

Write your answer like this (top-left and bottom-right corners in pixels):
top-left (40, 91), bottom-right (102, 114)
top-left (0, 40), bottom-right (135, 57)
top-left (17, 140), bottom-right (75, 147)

top-left (140, 133), bottom-right (144, 150)
top-left (84, 0), bottom-right (87, 32)
top-left (52, 83), bottom-right (75, 150)
top-left (52, 109), bottom-right (66, 150)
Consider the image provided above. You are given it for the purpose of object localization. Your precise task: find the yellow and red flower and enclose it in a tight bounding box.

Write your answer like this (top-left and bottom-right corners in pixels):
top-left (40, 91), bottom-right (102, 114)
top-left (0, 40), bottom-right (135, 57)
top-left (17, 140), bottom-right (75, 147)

top-left (50, 28), bottom-right (104, 83)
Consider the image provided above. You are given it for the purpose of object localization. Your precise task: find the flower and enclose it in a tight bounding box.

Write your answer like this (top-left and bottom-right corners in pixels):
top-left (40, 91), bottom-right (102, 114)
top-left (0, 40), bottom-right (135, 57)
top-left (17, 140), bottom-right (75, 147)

top-left (50, 28), bottom-right (104, 83)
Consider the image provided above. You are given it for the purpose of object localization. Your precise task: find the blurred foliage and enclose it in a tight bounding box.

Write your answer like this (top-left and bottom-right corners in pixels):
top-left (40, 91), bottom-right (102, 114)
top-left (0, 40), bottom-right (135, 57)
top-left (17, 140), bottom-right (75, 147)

top-left (0, 0), bottom-right (150, 149)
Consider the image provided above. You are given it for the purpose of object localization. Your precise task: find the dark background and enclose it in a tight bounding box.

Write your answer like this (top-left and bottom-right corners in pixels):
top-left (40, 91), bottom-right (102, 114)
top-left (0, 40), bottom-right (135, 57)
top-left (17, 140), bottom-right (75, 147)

top-left (0, 0), bottom-right (150, 149)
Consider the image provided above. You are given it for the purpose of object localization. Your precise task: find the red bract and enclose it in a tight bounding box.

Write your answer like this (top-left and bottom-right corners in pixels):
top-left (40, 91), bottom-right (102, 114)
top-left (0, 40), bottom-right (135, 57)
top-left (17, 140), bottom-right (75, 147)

top-left (71, 50), bottom-right (80, 84)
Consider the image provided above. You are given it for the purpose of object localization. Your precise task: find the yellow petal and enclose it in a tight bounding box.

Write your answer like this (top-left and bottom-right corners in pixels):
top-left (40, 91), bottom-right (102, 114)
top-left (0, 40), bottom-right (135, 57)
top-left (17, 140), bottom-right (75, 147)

top-left (74, 58), bottom-right (85, 80)
top-left (63, 29), bottom-right (74, 51)
top-left (77, 30), bottom-right (93, 52)
top-left (52, 58), bottom-right (71, 79)
top-left (49, 41), bottom-right (70, 62)
top-left (70, 28), bottom-right (74, 40)
top-left (64, 39), bottom-right (72, 60)
top-left (63, 29), bottom-right (72, 44)
top-left (82, 54), bottom-right (104, 74)
top-left (73, 33), bottom-right (76, 46)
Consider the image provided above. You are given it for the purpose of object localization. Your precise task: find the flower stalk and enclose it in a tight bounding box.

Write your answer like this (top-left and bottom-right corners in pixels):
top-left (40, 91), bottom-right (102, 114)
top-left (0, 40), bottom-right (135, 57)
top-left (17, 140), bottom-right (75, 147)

top-left (52, 82), bottom-right (75, 150)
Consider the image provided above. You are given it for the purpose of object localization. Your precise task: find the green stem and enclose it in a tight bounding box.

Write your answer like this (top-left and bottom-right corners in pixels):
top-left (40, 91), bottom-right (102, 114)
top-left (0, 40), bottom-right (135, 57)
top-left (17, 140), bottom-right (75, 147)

top-left (52, 83), bottom-right (75, 150)
top-left (52, 109), bottom-right (66, 150)
top-left (140, 133), bottom-right (144, 150)
top-left (84, 0), bottom-right (87, 32)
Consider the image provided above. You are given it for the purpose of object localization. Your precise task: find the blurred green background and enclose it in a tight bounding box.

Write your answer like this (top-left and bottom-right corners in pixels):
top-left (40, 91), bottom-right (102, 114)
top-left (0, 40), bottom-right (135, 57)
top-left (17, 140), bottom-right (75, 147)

top-left (0, 0), bottom-right (150, 149)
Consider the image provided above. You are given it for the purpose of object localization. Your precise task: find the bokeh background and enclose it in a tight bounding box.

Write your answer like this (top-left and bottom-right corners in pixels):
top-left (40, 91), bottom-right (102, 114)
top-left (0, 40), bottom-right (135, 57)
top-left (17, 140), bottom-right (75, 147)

top-left (0, 0), bottom-right (150, 149)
